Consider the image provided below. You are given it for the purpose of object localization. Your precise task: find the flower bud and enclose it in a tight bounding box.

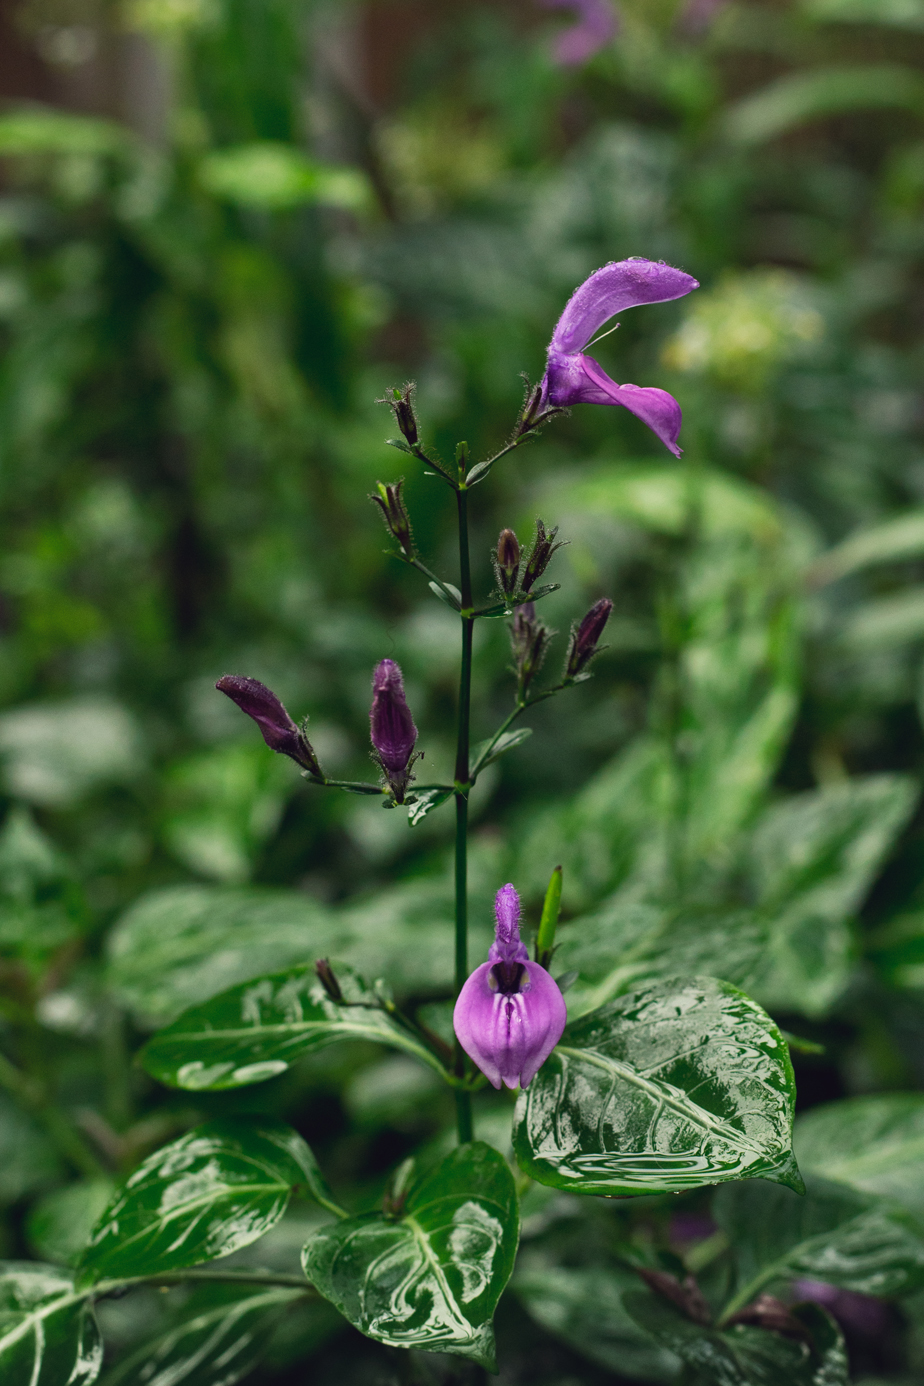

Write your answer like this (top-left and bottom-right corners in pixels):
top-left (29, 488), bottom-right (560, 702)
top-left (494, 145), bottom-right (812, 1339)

top-left (453, 883), bottom-right (567, 1090)
top-left (510, 602), bottom-right (550, 698)
top-left (494, 528), bottom-right (520, 597)
top-left (370, 479), bottom-right (415, 556)
top-left (216, 675), bottom-right (322, 777)
top-left (388, 383), bottom-right (418, 446)
top-left (315, 958), bottom-right (343, 1002)
top-left (521, 519), bottom-right (565, 592)
top-left (565, 597), bottom-right (613, 679)
top-left (515, 380), bottom-right (544, 437)
top-left (370, 658), bottom-right (419, 800)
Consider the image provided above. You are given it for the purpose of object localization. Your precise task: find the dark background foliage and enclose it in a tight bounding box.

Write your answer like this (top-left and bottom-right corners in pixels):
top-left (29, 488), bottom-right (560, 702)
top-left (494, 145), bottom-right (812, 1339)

top-left (5, 0), bottom-right (924, 1380)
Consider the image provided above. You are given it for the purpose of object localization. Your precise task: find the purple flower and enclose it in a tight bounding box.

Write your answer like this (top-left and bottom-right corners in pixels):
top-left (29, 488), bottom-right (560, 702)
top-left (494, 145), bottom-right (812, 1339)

top-left (538, 0), bottom-right (619, 68)
top-left (216, 675), bottom-right (322, 777)
top-left (538, 258), bottom-right (699, 456)
top-left (565, 597), bottom-right (613, 678)
top-left (453, 884), bottom-right (567, 1090)
top-left (370, 659), bottom-right (418, 795)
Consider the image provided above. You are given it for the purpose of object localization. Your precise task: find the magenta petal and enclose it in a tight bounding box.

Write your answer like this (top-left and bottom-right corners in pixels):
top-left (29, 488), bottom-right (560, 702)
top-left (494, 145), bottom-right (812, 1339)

top-left (579, 354), bottom-right (684, 457)
top-left (453, 961), bottom-right (567, 1091)
top-left (551, 259), bottom-right (699, 356)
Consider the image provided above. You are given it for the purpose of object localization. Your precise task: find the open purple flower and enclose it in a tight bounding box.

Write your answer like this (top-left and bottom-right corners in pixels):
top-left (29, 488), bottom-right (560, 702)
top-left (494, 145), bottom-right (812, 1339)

top-left (538, 258), bottom-right (699, 456)
top-left (538, 0), bottom-right (619, 68)
top-left (370, 658), bottom-right (418, 798)
top-left (453, 884), bottom-right (567, 1090)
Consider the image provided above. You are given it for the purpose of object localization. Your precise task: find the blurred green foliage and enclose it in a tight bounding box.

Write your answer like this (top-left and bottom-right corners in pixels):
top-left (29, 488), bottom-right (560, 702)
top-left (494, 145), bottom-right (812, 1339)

top-left (6, 0), bottom-right (924, 1380)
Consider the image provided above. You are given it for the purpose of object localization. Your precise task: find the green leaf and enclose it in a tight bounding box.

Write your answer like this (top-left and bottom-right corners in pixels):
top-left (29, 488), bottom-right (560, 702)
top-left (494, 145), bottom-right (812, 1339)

top-left (27, 1181), bottom-right (115, 1268)
top-left (747, 776), bottom-right (916, 1016)
top-left (98, 1281), bottom-right (305, 1386)
top-left (428, 580), bottom-right (462, 611)
top-left (714, 1174), bottom-right (924, 1309)
top-left (804, 0), bottom-right (924, 33)
top-left (407, 786), bottom-right (453, 825)
top-left (77, 1119), bottom-right (321, 1283)
top-left (302, 1143), bottom-right (518, 1368)
top-left (0, 107), bottom-right (127, 157)
top-left (722, 67), bottom-right (924, 147)
top-left (0, 1262), bottom-right (102, 1385)
top-left (470, 727), bottom-right (532, 776)
top-left (625, 1291), bottom-right (847, 1386)
top-left (140, 963), bottom-right (448, 1091)
top-left (513, 977), bottom-right (800, 1197)
top-left (795, 1093), bottom-right (924, 1222)
top-left (107, 885), bottom-right (336, 1026)
top-left (198, 143), bottom-right (370, 212)
top-left (513, 1261), bottom-right (680, 1381)
top-left (810, 508), bottom-right (924, 585)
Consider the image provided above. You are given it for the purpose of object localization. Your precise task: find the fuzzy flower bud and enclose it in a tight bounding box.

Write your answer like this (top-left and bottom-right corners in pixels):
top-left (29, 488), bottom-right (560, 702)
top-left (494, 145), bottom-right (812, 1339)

top-left (386, 383), bottom-right (418, 446)
top-left (370, 658), bottom-right (418, 799)
top-left (370, 479), bottom-right (415, 556)
top-left (216, 675), bottom-right (322, 777)
top-left (494, 528), bottom-right (521, 597)
top-left (565, 598), bottom-right (613, 679)
top-left (522, 519), bottom-right (565, 593)
top-left (453, 884), bottom-right (567, 1090)
top-left (511, 602), bottom-right (551, 698)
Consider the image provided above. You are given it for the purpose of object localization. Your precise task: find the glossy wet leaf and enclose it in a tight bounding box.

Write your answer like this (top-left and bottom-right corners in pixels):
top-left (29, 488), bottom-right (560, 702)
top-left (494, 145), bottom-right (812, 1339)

top-left (302, 1142), bottom-right (518, 1369)
top-left (513, 977), bottom-right (800, 1196)
top-left (513, 1260), bottom-right (680, 1382)
top-left (0, 1261), bottom-right (102, 1385)
top-left (107, 884), bottom-right (337, 1026)
top-left (140, 963), bottom-right (447, 1091)
top-left (625, 1292), bottom-right (847, 1386)
top-left (407, 786), bottom-right (452, 826)
top-left (795, 1093), bottom-right (924, 1222)
top-left (98, 1281), bottom-right (305, 1386)
top-left (78, 1118), bottom-right (324, 1283)
top-left (714, 1174), bottom-right (924, 1305)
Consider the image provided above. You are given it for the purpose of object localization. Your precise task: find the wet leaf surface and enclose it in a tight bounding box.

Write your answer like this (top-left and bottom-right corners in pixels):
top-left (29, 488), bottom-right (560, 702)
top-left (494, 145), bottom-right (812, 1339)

top-left (0, 1261), bottom-right (102, 1386)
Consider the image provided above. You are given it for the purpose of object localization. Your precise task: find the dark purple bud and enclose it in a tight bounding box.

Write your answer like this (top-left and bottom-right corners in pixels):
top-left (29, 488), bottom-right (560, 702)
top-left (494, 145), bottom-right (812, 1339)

top-left (453, 883), bottom-right (567, 1090)
top-left (494, 528), bottom-right (521, 597)
top-left (511, 602), bottom-right (551, 697)
top-left (370, 659), bottom-right (418, 798)
top-left (565, 597), bottom-right (613, 678)
top-left (315, 958), bottom-right (343, 1002)
top-left (385, 383), bottom-right (418, 446)
top-left (216, 675), bottom-right (322, 777)
top-left (370, 479), bottom-right (415, 556)
top-left (522, 519), bottom-right (565, 593)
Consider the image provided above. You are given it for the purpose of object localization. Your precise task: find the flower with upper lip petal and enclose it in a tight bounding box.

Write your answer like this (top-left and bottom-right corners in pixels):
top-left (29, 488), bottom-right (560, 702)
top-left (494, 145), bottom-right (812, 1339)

top-left (453, 883), bottom-right (567, 1090)
top-left (538, 258), bottom-right (699, 456)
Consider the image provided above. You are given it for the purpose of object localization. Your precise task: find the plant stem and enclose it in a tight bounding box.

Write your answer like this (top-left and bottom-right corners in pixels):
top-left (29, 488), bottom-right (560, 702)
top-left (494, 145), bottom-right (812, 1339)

top-left (454, 486), bottom-right (474, 1144)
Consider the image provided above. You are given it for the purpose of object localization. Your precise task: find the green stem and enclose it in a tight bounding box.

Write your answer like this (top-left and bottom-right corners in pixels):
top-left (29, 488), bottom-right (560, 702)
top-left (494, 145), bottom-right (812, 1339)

top-left (454, 487), bottom-right (474, 1145)
top-left (0, 1050), bottom-right (106, 1179)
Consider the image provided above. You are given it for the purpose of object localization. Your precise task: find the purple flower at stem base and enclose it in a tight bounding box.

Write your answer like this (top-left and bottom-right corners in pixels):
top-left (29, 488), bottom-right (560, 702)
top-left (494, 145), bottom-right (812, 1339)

top-left (538, 258), bottom-right (699, 456)
top-left (453, 884), bottom-right (567, 1090)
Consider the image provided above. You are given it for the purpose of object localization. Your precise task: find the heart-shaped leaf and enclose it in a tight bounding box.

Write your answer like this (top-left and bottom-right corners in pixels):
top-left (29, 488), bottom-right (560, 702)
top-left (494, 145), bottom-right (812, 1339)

top-left (794, 1093), bottom-right (924, 1221)
top-left (624, 1291), bottom-right (847, 1386)
top-left (99, 1281), bottom-right (306, 1386)
top-left (0, 1262), bottom-right (102, 1385)
top-left (301, 1142), bottom-right (518, 1369)
top-left (513, 977), bottom-right (800, 1196)
top-left (139, 963), bottom-right (448, 1091)
top-left (78, 1118), bottom-right (326, 1283)
top-left (714, 1173), bottom-right (924, 1311)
